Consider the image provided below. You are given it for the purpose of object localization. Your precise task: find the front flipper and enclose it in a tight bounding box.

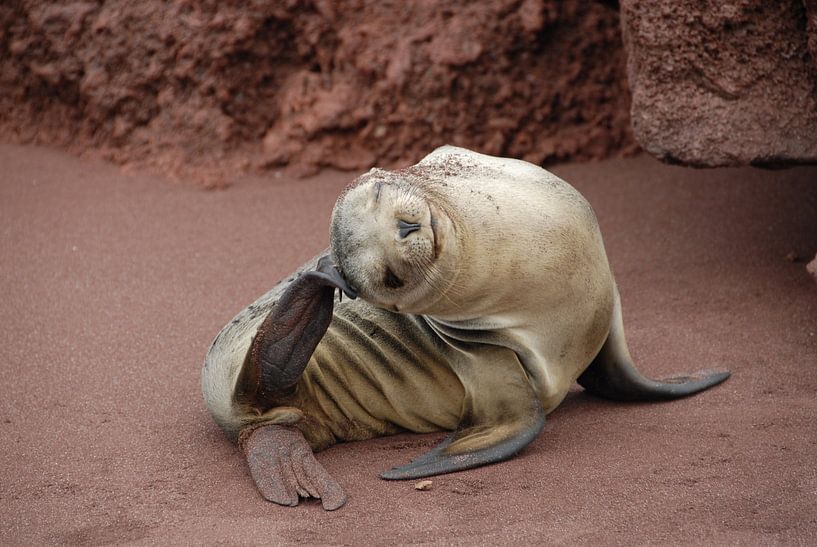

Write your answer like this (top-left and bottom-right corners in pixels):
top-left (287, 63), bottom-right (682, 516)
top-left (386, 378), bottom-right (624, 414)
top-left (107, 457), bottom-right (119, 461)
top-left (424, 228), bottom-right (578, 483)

top-left (381, 345), bottom-right (545, 480)
top-left (578, 290), bottom-right (730, 401)
top-left (242, 425), bottom-right (347, 510)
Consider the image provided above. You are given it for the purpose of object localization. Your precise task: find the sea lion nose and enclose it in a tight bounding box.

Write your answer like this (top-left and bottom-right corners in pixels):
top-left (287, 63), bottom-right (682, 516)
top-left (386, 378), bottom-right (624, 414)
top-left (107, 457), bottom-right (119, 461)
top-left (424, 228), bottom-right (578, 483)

top-left (398, 220), bottom-right (422, 238)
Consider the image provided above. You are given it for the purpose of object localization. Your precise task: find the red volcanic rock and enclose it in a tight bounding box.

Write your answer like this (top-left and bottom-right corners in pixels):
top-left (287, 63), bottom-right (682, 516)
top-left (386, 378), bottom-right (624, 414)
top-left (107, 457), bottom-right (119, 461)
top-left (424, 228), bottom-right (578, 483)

top-left (621, 0), bottom-right (817, 166)
top-left (0, 1), bottom-right (636, 185)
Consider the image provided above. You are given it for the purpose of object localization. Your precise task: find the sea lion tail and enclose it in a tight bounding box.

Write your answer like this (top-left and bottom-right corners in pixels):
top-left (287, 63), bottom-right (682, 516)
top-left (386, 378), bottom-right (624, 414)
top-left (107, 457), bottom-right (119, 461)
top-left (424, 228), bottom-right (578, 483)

top-left (577, 290), bottom-right (730, 401)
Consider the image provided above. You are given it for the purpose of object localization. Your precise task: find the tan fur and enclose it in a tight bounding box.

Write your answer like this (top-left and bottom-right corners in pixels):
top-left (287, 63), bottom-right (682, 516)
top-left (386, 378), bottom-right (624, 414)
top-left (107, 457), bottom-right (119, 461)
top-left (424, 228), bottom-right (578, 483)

top-left (202, 146), bottom-right (616, 453)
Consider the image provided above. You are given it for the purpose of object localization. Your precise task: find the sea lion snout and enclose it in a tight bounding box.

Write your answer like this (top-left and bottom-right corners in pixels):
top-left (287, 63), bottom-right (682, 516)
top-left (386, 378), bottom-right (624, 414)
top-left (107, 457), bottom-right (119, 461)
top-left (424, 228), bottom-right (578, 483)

top-left (328, 176), bottom-right (461, 314)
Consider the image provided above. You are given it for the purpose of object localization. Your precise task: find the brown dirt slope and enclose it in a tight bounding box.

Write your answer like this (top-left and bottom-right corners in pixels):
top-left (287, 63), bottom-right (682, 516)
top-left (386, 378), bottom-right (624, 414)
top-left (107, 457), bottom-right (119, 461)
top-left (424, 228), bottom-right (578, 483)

top-left (0, 1), bottom-right (635, 184)
top-left (1, 145), bottom-right (816, 543)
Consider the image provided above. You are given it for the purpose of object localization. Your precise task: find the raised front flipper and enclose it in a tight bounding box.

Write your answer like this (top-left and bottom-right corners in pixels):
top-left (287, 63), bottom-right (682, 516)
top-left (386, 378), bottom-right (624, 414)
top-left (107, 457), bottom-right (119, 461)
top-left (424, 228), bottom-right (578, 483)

top-left (578, 290), bottom-right (730, 401)
top-left (242, 425), bottom-right (347, 510)
top-left (235, 255), bottom-right (356, 408)
top-left (381, 345), bottom-right (545, 480)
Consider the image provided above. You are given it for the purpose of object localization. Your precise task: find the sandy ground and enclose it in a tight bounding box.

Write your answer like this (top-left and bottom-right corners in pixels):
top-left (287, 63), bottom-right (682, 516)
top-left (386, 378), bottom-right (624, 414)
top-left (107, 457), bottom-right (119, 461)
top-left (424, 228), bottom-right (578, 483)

top-left (1, 144), bottom-right (816, 545)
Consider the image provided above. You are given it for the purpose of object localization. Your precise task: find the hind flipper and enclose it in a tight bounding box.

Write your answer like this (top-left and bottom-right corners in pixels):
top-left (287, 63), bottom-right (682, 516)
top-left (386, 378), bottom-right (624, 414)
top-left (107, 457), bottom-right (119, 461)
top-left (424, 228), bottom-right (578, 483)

top-left (577, 290), bottom-right (730, 401)
top-left (380, 345), bottom-right (545, 480)
top-left (242, 425), bottom-right (347, 510)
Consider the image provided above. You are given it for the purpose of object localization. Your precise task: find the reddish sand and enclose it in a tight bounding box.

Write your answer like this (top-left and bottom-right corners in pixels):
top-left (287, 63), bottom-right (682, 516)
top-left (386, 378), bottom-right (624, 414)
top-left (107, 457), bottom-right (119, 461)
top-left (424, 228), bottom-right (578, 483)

top-left (1, 144), bottom-right (816, 544)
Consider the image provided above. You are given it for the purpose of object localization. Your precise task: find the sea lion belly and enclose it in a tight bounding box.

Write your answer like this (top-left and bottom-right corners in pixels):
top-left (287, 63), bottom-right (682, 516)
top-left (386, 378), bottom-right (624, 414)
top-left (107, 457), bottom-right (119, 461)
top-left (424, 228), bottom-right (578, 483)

top-left (288, 298), bottom-right (465, 450)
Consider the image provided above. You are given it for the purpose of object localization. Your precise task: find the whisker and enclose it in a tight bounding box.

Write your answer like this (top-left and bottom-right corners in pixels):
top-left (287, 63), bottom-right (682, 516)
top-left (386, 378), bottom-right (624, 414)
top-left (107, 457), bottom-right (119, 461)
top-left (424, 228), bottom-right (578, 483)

top-left (416, 258), bottom-right (466, 310)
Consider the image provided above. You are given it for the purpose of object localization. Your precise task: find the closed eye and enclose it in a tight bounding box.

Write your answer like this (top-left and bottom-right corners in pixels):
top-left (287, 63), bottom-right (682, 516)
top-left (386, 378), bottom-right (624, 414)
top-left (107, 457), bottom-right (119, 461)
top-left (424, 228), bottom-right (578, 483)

top-left (384, 267), bottom-right (404, 289)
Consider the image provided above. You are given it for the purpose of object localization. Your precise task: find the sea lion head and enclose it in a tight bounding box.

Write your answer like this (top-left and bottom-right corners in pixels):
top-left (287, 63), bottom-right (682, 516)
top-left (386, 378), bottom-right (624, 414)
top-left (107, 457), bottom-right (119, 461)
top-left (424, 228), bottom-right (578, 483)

top-left (330, 168), bottom-right (463, 315)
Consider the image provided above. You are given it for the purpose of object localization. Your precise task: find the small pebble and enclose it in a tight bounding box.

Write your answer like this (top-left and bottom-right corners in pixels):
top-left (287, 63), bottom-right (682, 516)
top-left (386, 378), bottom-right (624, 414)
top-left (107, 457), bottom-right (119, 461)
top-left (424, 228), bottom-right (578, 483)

top-left (415, 480), bottom-right (433, 491)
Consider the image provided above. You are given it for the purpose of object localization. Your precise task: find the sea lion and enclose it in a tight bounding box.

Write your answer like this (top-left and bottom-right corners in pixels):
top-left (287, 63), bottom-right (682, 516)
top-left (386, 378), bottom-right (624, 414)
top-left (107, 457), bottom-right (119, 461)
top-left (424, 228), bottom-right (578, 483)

top-left (201, 146), bottom-right (730, 510)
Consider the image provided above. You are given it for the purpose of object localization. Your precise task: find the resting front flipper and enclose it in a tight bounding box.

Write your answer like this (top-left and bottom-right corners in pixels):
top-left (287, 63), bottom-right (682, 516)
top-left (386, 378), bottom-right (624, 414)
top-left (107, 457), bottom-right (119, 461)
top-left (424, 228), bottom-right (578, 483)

top-left (578, 289), bottom-right (730, 401)
top-left (381, 345), bottom-right (545, 480)
top-left (242, 425), bottom-right (347, 510)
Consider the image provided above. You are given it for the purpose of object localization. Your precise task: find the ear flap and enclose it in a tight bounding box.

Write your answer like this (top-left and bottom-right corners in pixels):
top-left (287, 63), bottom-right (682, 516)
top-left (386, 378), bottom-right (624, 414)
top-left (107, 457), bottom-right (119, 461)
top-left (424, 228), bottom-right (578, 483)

top-left (235, 255), bottom-right (354, 410)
